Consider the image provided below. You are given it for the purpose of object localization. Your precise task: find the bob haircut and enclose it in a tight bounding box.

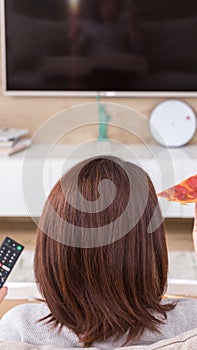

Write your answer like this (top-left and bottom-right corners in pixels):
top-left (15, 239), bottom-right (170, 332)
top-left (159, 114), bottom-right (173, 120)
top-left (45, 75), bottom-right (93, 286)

top-left (34, 156), bottom-right (175, 347)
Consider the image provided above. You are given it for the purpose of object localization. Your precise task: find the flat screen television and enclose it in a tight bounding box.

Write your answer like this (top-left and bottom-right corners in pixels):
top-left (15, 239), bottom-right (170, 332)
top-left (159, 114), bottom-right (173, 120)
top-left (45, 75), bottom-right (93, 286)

top-left (2, 0), bottom-right (197, 97)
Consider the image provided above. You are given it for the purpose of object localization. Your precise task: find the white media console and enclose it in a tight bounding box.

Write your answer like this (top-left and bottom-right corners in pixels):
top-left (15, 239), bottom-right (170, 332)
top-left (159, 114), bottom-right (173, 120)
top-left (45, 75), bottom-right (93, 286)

top-left (0, 143), bottom-right (196, 218)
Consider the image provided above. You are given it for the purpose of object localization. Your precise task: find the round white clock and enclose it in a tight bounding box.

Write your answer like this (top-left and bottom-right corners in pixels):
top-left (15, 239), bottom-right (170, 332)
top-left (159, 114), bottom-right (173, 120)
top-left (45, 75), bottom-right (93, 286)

top-left (149, 100), bottom-right (197, 147)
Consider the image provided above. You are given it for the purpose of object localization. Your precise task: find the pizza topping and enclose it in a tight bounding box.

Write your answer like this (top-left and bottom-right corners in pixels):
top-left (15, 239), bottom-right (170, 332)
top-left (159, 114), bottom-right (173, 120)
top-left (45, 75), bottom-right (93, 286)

top-left (188, 191), bottom-right (197, 199)
top-left (186, 176), bottom-right (197, 190)
top-left (173, 185), bottom-right (188, 194)
top-left (175, 193), bottom-right (188, 201)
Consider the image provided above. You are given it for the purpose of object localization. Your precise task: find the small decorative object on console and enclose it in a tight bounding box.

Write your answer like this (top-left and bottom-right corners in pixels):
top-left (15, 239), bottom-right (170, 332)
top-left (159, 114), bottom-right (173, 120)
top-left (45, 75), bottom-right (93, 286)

top-left (149, 100), bottom-right (197, 147)
top-left (0, 128), bottom-right (31, 156)
top-left (0, 128), bottom-right (29, 141)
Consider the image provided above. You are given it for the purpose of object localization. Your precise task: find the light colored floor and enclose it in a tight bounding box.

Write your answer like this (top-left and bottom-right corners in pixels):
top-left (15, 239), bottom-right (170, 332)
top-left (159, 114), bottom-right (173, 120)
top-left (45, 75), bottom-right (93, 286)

top-left (0, 217), bottom-right (194, 251)
top-left (0, 218), bottom-right (37, 250)
top-left (165, 219), bottom-right (194, 251)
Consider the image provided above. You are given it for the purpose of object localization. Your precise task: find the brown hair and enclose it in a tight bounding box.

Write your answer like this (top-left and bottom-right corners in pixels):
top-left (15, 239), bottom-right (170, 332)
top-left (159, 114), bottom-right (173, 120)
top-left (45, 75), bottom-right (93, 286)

top-left (34, 156), bottom-right (175, 347)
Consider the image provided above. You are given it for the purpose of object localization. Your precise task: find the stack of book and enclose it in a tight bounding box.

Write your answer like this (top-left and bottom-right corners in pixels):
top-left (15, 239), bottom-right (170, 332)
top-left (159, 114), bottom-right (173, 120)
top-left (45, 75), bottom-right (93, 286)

top-left (0, 128), bottom-right (31, 156)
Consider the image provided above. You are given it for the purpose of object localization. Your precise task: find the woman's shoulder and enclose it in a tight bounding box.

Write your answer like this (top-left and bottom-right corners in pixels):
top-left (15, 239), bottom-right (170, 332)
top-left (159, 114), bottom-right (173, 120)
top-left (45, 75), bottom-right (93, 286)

top-left (162, 297), bottom-right (197, 330)
top-left (1, 302), bottom-right (49, 322)
top-left (0, 302), bottom-right (79, 346)
top-left (0, 302), bottom-right (49, 340)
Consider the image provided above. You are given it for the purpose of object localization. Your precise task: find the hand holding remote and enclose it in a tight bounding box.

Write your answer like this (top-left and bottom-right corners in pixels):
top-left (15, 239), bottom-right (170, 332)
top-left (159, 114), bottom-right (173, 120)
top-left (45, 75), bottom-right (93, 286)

top-left (0, 286), bottom-right (7, 303)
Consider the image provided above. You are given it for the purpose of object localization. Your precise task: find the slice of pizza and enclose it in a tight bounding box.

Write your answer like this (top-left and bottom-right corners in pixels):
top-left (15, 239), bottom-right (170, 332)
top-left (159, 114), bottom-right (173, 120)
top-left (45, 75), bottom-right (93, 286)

top-left (158, 174), bottom-right (197, 204)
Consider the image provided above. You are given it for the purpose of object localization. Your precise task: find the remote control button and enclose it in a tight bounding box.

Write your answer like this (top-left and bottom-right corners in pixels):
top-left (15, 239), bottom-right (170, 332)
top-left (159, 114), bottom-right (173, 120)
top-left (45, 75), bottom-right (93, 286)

top-left (2, 265), bottom-right (10, 272)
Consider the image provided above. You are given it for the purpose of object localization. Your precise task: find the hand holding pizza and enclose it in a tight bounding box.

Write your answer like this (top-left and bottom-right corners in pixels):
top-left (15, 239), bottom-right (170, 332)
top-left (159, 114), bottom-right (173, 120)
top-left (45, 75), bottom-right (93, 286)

top-left (193, 203), bottom-right (197, 256)
top-left (158, 174), bottom-right (197, 255)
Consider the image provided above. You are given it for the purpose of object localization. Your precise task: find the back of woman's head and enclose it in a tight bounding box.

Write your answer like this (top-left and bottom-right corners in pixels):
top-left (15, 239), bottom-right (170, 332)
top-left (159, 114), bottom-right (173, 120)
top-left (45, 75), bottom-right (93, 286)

top-left (34, 156), bottom-right (174, 347)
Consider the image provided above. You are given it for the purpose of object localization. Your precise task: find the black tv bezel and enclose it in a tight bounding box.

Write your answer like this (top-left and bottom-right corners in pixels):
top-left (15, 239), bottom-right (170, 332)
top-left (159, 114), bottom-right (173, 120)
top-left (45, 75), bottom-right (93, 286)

top-left (2, 0), bottom-right (197, 97)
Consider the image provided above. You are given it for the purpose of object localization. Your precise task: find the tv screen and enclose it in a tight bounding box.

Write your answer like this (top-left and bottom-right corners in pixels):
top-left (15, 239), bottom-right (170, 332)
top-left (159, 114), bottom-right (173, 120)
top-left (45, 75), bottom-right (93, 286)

top-left (2, 0), bottom-right (197, 96)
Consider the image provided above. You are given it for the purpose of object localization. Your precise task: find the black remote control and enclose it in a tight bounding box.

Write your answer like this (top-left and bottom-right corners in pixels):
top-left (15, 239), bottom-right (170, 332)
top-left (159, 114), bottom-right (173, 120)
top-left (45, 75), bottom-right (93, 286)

top-left (0, 236), bottom-right (24, 288)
